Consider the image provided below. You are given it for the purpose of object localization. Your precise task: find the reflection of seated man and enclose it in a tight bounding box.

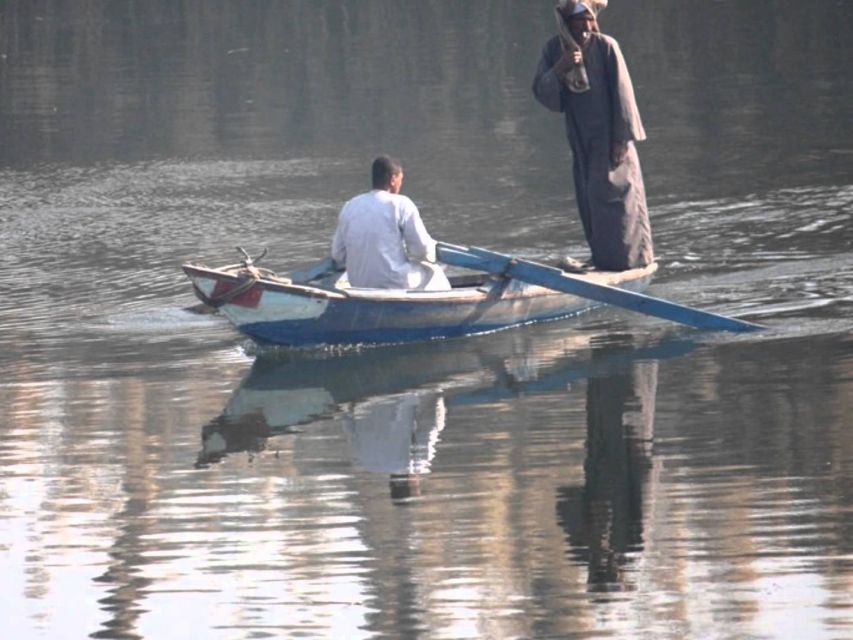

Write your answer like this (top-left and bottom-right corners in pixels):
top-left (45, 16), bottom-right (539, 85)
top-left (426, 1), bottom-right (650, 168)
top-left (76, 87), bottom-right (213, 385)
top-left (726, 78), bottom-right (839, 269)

top-left (343, 391), bottom-right (446, 501)
top-left (331, 156), bottom-right (450, 290)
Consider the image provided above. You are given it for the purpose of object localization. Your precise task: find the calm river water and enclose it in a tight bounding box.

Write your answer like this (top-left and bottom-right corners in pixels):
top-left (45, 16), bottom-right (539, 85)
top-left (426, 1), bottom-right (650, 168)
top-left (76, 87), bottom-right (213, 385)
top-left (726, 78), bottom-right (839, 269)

top-left (2, 1), bottom-right (852, 638)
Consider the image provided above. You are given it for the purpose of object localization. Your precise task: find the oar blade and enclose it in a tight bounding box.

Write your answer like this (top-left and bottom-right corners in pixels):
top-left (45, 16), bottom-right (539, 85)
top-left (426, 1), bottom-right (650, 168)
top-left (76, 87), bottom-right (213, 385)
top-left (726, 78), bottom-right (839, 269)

top-left (437, 242), bottom-right (764, 333)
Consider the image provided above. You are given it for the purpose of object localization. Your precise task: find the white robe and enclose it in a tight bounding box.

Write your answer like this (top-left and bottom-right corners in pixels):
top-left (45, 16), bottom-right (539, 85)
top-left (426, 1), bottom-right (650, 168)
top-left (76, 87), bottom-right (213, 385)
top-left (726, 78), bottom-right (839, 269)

top-left (343, 392), bottom-right (446, 475)
top-left (331, 189), bottom-right (450, 290)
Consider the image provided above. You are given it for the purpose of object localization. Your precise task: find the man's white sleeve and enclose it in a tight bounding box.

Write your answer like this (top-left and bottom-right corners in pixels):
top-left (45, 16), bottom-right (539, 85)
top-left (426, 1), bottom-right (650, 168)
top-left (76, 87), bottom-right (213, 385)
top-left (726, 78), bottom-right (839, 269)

top-left (331, 207), bottom-right (347, 267)
top-left (401, 201), bottom-right (436, 262)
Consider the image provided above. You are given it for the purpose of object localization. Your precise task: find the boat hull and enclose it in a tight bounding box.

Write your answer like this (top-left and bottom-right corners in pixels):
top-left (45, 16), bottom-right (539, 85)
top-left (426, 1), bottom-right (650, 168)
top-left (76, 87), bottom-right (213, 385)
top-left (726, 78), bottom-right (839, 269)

top-left (183, 263), bottom-right (658, 347)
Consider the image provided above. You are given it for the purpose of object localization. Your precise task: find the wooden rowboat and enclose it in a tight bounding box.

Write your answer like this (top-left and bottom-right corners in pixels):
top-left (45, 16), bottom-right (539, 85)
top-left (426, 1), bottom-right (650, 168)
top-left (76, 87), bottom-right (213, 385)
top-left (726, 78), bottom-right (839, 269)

top-left (182, 247), bottom-right (659, 347)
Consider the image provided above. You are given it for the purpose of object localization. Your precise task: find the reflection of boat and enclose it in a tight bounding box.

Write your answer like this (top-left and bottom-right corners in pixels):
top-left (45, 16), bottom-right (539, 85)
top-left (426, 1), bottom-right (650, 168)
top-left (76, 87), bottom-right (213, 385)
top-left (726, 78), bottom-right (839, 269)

top-left (183, 249), bottom-right (657, 346)
top-left (197, 329), bottom-right (688, 593)
top-left (197, 329), bottom-right (695, 468)
top-left (197, 340), bottom-right (488, 466)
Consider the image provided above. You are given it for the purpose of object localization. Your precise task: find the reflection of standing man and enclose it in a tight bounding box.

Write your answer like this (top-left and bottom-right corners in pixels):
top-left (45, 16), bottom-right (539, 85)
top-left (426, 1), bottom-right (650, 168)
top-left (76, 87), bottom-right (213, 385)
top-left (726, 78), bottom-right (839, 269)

top-left (533, 1), bottom-right (654, 272)
top-left (556, 360), bottom-right (658, 589)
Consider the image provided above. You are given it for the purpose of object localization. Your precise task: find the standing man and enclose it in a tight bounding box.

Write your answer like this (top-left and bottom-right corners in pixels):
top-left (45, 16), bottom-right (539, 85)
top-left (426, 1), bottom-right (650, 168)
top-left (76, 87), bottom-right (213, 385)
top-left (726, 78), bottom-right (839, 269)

top-left (533, 0), bottom-right (654, 272)
top-left (332, 156), bottom-right (450, 290)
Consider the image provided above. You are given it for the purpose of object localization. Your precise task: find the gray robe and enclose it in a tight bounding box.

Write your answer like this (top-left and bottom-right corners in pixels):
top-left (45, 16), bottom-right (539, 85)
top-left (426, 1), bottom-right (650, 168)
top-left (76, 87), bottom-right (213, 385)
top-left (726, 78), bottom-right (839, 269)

top-left (533, 33), bottom-right (654, 271)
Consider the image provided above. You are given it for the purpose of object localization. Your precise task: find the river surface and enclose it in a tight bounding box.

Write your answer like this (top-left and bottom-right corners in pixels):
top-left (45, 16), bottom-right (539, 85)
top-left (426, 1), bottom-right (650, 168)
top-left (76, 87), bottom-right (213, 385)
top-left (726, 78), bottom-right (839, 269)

top-left (1, 2), bottom-right (852, 639)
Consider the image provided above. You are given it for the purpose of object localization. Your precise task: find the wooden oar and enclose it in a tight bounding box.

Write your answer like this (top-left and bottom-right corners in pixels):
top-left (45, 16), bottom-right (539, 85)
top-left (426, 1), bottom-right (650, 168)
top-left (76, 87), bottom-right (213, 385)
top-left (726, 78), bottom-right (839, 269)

top-left (436, 242), bottom-right (765, 333)
top-left (288, 257), bottom-right (342, 284)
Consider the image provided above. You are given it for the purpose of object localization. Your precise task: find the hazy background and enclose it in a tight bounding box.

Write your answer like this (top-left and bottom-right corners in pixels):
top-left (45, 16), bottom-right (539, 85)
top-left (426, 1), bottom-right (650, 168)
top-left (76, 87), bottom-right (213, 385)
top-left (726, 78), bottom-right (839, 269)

top-left (1, 1), bottom-right (852, 638)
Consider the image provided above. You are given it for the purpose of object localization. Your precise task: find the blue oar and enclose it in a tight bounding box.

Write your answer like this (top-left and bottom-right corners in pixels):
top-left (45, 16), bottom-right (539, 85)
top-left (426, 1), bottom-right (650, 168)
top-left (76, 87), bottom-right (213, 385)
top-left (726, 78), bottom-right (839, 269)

top-left (436, 242), bottom-right (764, 333)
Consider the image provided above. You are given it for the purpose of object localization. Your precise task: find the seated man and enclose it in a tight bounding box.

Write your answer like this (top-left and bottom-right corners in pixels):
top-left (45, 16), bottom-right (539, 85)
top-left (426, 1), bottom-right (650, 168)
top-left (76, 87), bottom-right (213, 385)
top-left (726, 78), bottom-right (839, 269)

top-left (331, 156), bottom-right (450, 290)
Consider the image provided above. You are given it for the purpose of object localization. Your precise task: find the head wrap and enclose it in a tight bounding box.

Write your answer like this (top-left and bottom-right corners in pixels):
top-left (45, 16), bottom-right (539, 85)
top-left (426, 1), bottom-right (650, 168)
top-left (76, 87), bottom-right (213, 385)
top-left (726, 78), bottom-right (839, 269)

top-left (557, 0), bottom-right (608, 18)
top-left (554, 0), bottom-right (608, 93)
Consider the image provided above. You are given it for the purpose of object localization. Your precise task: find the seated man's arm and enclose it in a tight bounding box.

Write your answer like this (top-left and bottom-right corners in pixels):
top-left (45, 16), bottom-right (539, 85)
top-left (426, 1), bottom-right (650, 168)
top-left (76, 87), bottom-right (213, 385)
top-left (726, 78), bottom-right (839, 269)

top-left (400, 201), bottom-right (437, 263)
top-left (331, 210), bottom-right (347, 269)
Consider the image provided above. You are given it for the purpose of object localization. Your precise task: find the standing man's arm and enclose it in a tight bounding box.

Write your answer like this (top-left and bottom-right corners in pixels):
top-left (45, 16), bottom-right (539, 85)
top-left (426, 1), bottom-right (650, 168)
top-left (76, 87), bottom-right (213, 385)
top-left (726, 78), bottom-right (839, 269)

top-left (605, 38), bottom-right (647, 168)
top-left (532, 38), bottom-right (571, 113)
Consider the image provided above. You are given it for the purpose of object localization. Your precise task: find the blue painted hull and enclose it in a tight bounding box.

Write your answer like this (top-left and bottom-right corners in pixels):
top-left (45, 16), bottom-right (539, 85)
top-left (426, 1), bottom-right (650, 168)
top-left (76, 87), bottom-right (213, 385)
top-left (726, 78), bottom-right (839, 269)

top-left (183, 262), bottom-right (657, 347)
top-left (242, 297), bottom-right (596, 345)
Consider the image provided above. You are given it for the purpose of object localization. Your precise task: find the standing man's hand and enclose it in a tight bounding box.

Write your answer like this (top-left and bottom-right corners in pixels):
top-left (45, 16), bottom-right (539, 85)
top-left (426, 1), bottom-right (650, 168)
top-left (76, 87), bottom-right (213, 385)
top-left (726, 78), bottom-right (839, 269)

top-left (553, 48), bottom-right (582, 76)
top-left (611, 141), bottom-right (630, 169)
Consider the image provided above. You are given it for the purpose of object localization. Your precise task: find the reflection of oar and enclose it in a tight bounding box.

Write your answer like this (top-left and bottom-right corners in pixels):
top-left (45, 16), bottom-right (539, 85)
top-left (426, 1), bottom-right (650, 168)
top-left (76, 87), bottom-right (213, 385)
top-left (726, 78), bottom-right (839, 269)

top-left (450, 337), bottom-right (698, 407)
top-left (437, 242), bottom-right (764, 333)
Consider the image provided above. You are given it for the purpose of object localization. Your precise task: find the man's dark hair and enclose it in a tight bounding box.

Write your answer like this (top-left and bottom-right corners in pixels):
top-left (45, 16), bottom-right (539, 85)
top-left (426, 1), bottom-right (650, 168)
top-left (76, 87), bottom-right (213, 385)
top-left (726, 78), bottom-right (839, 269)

top-left (372, 155), bottom-right (402, 189)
